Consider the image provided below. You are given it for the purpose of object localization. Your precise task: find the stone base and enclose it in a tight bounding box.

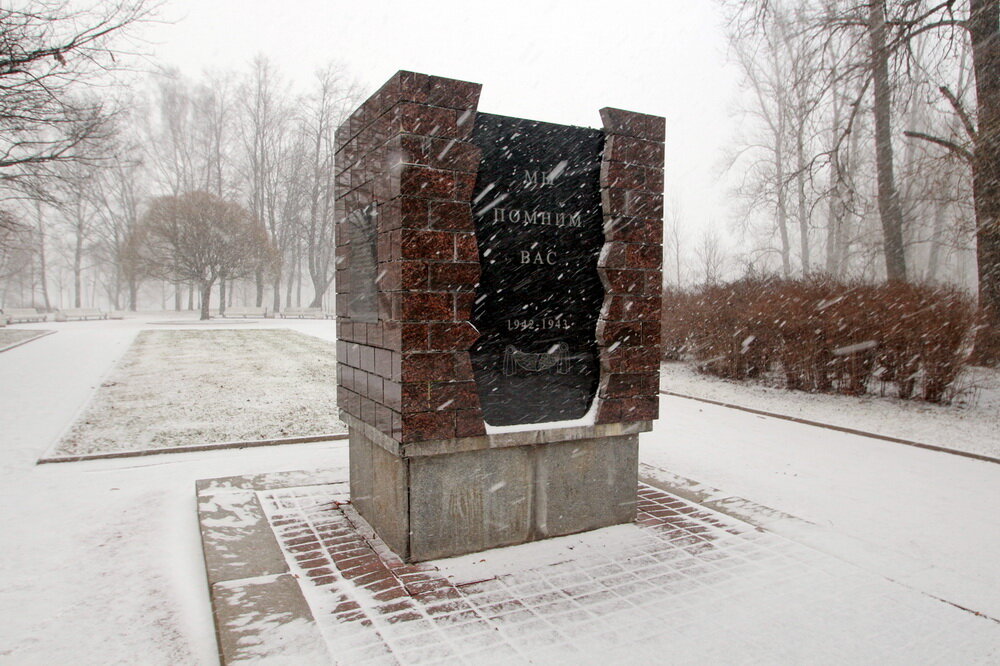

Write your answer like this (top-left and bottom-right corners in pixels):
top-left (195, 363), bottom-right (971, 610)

top-left (345, 414), bottom-right (649, 562)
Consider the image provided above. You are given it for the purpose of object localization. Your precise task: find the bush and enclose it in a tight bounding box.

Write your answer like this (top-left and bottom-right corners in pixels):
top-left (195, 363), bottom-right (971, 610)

top-left (663, 277), bottom-right (977, 403)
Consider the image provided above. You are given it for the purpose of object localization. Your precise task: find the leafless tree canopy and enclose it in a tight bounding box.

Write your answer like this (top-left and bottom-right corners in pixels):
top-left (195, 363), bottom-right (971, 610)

top-left (139, 190), bottom-right (276, 319)
top-left (0, 1), bottom-right (155, 193)
top-left (723, 0), bottom-right (999, 361)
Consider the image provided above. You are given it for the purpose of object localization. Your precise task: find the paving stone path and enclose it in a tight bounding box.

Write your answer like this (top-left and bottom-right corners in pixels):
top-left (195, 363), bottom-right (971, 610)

top-left (251, 481), bottom-right (998, 665)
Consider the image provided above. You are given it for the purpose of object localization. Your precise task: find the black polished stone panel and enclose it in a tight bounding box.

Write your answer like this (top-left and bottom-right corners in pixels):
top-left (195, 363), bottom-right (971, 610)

top-left (469, 113), bottom-right (605, 426)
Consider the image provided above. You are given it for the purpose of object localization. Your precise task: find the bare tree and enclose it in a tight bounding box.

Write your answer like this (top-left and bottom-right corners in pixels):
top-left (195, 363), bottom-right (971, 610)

top-left (0, 210), bottom-right (32, 283)
top-left (968, 0), bottom-right (1000, 361)
top-left (138, 191), bottom-right (277, 320)
top-left (696, 229), bottom-right (728, 285)
top-left (300, 64), bottom-right (361, 307)
top-left (0, 1), bottom-right (155, 198)
top-left (90, 146), bottom-right (145, 310)
top-left (867, 0), bottom-right (909, 280)
top-left (52, 165), bottom-right (102, 307)
top-left (240, 56), bottom-right (295, 310)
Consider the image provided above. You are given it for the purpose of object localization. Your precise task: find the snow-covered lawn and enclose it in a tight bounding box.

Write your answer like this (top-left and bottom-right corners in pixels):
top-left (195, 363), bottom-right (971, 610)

top-left (0, 328), bottom-right (51, 351)
top-left (49, 328), bottom-right (345, 457)
top-left (661, 360), bottom-right (1000, 458)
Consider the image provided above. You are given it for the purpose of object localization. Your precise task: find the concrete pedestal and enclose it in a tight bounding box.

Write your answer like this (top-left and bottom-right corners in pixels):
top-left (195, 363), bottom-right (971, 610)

top-left (345, 413), bottom-right (650, 562)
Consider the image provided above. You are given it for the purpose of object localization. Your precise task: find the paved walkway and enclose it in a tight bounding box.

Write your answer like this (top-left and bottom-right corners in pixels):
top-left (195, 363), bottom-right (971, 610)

top-left (200, 471), bottom-right (998, 664)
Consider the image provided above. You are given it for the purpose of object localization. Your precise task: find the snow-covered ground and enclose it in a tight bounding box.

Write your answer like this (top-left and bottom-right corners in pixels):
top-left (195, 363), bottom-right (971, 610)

top-left (661, 361), bottom-right (1000, 458)
top-left (0, 316), bottom-right (997, 663)
top-left (51, 327), bottom-right (345, 457)
top-left (641, 396), bottom-right (1000, 620)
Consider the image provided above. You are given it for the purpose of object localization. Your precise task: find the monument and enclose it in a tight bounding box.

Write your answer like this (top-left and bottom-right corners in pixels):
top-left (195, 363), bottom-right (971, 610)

top-left (335, 71), bottom-right (664, 562)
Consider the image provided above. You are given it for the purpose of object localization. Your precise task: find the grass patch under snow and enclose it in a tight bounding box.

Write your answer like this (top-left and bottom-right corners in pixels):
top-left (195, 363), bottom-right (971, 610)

top-left (50, 329), bottom-right (346, 456)
top-left (0, 329), bottom-right (52, 351)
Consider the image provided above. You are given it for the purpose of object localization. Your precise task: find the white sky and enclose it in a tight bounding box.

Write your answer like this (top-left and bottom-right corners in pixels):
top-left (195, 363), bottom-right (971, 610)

top-left (144, 0), bottom-right (742, 253)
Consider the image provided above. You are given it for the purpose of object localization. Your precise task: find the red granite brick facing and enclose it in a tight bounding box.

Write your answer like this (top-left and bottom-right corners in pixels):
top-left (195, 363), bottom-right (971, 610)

top-left (400, 382), bottom-right (430, 412)
top-left (596, 321), bottom-right (643, 346)
top-left (429, 201), bottom-right (475, 231)
top-left (455, 409), bottom-right (487, 437)
top-left (601, 188), bottom-right (663, 221)
top-left (335, 72), bottom-right (494, 439)
top-left (601, 269), bottom-right (645, 295)
top-left (429, 381), bottom-right (480, 411)
top-left (621, 395), bottom-right (659, 420)
top-left (604, 135), bottom-right (665, 167)
top-left (429, 262), bottom-right (479, 290)
top-left (599, 372), bottom-right (658, 399)
top-left (642, 321), bottom-right (662, 347)
top-left (453, 293), bottom-right (476, 321)
top-left (595, 108), bottom-right (664, 425)
top-left (398, 196), bottom-right (429, 228)
top-left (401, 352), bottom-right (456, 383)
top-left (429, 322), bottom-right (480, 351)
top-left (396, 135), bottom-right (481, 173)
top-left (401, 410), bottom-right (456, 442)
top-left (398, 293), bottom-right (453, 322)
top-left (599, 107), bottom-right (667, 142)
top-left (595, 398), bottom-right (623, 423)
top-left (601, 161), bottom-right (647, 190)
top-left (604, 216), bottom-right (663, 244)
top-left (399, 322), bottom-right (430, 351)
top-left (393, 103), bottom-right (465, 139)
top-left (601, 296), bottom-right (661, 322)
top-left (400, 229), bottom-right (454, 261)
top-left (454, 233), bottom-right (479, 263)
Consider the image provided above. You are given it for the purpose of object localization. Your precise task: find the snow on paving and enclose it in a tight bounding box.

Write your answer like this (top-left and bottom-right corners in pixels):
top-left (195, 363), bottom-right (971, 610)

top-left (256, 481), bottom-right (998, 664)
top-left (0, 315), bottom-right (997, 663)
top-left (640, 395), bottom-right (1000, 621)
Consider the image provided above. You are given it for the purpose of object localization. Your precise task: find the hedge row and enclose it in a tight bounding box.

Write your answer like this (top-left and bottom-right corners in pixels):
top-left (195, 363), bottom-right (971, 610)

top-left (662, 278), bottom-right (978, 403)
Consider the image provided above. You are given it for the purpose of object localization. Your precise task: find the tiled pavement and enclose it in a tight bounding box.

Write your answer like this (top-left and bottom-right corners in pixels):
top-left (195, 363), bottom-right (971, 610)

top-left (207, 477), bottom-right (1000, 665)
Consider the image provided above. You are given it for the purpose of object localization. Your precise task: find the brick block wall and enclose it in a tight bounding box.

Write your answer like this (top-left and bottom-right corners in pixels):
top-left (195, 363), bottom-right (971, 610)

top-left (594, 108), bottom-right (665, 423)
top-left (335, 71), bottom-right (486, 444)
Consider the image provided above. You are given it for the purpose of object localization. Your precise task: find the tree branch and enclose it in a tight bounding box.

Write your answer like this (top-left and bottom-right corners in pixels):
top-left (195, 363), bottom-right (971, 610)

top-left (903, 130), bottom-right (973, 162)
top-left (938, 85), bottom-right (977, 140)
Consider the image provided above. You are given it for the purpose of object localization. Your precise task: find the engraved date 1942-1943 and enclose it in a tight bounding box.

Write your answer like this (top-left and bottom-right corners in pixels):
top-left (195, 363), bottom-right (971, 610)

top-left (507, 316), bottom-right (573, 332)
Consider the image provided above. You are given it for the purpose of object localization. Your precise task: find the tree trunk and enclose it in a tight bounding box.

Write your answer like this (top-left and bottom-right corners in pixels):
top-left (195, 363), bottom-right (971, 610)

top-left (272, 274), bottom-right (281, 314)
top-left (970, 0), bottom-right (1000, 363)
top-left (868, 0), bottom-right (908, 281)
top-left (776, 136), bottom-right (792, 277)
top-left (825, 129), bottom-right (844, 277)
top-left (174, 283), bottom-right (182, 311)
top-left (35, 206), bottom-right (51, 311)
top-left (308, 283), bottom-right (327, 309)
top-left (199, 280), bottom-right (213, 321)
top-left (219, 276), bottom-right (227, 316)
top-left (796, 127), bottom-right (811, 274)
top-left (73, 230), bottom-right (83, 308)
top-left (926, 199), bottom-right (946, 282)
top-left (295, 255), bottom-right (302, 307)
top-left (128, 278), bottom-right (138, 311)
top-left (255, 269), bottom-right (264, 307)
